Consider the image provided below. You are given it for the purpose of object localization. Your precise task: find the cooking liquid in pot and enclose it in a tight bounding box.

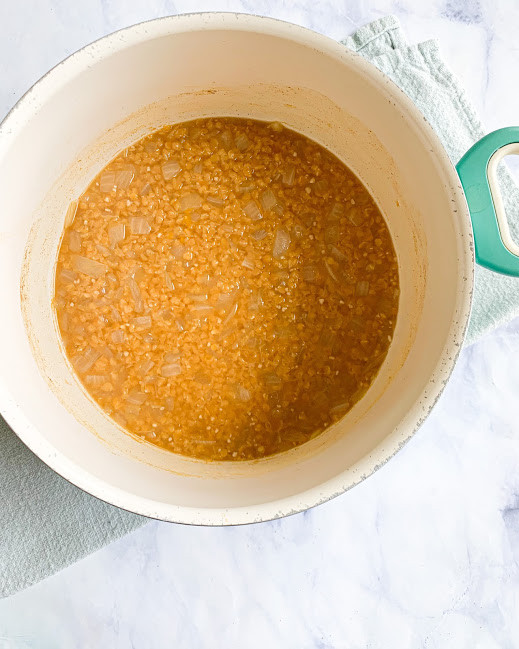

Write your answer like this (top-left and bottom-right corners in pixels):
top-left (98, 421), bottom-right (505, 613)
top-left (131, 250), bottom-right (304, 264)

top-left (54, 118), bottom-right (399, 461)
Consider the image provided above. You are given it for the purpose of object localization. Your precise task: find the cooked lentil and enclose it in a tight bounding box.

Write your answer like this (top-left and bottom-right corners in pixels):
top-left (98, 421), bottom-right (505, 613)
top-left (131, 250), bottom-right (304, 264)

top-left (54, 117), bottom-right (399, 461)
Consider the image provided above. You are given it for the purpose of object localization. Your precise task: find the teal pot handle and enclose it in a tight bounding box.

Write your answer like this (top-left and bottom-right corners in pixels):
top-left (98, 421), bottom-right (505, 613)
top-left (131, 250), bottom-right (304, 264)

top-left (457, 127), bottom-right (519, 276)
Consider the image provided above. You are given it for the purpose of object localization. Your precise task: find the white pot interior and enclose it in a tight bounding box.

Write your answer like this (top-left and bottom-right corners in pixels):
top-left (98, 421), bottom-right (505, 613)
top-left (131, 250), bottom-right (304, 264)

top-left (0, 15), bottom-right (472, 523)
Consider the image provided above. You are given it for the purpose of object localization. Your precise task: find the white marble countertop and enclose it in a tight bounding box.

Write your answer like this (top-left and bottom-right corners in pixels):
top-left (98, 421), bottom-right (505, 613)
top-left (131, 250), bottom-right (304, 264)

top-left (1, 1), bottom-right (519, 647)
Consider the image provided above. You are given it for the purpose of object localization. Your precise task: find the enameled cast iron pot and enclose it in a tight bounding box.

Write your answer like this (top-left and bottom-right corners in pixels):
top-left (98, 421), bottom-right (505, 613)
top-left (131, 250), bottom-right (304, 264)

top-left (1, 14), bottom-right (518, 524)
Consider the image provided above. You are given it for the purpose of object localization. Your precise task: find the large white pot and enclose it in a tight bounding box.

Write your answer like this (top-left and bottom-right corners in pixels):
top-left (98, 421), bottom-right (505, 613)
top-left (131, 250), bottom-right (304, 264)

top-left (0, 14), bottom-right (507, 524)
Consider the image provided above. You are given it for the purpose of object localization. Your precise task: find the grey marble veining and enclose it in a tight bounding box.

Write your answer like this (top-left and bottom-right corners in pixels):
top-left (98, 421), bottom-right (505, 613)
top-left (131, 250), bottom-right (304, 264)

top-left (1, 0), bottom-right (519, 647)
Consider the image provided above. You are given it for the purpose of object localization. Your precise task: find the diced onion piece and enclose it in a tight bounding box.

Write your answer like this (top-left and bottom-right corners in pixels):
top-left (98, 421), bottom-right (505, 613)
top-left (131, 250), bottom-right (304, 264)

top-left (243, 200), bottom-right (262, 221)
top-left (282, 165), bottom-right (296, 186)
top-left (110, 306), bottom-right (122, 322)
top-left (330, 402), bottom-right (350, 415)
top-left (73, 255), bottom-right (107, 278)
top-left (235, 384), bottom-right (251, 402)
top-left (100, 346), bottom-right (113, 359)
top-left (127, 277), bottom-right (143, 312)
top-left (235, 133), bottom-right (250, 151)
top-left (292, 224), bottom-right (304, 239)
top-left (227, 237), bottom-right (239, 252)
top-left (193, 373), bottom-right (211, 385)
top-left (347, 208), bottom-right (364, 227)
top-left (260, 189), bottom-right (277, 211)
top-left (190, 212), bottom-right (201, 223)
top-left (132, 315), bottom-right (152, 328)
top-left (171, 242), bottom-right (186, 259)
top-left (272, 202), bottom-right (285, 217)
top-left (302, 266), bottom-right (317, 282)
top-left (349, 316), bottom-right (363, 332)
top-left (112, 287), bottom-right (124, 301)
top-left (164, 271), bottom-right (174, 290)
top-left (219, 130), bottom-right (233, 149)
top-left (73, 347), bottom-right (101, 373)
top-left (111, 329), bottom-right (125, 344)
top-left (191, 304), bottom-right (214, 313)
top-left (68, 230), bottom-right (81, 253)
top-left (269, 121), bottom-right (284, 132)
top-left (124, 405), bottom-right (142, 419)
top-left (115, 166), bottom-right (135, 189)
top-left (319, 328), bottom-right (335, 348)
top-left (264, 372), bottom-right (282, 389)
top-left (96, 244), bottom-right (111, 257)
top-left (99, 171), bottom-right (116, 193)
top-left (162, 160), bottom-right (181, 180)
top-left (207, 195), bottom-right (225, 207)
top-left (85, 374), bottom-right (108, 387)
top-left (328, 203), bottom-right (344, 221)
top-left (113, 412), bottom-right (127, 427)
top-left (274, 327), bottom-right (292, 340)
top-left (189, 293), bottom-right (208, 302)
top-left (145, 140), bottom-right (160, 153)
top-left (64, 201), bottom-right (78, 227)
top-left (193, 163), bottom-right (203, 174)
top-left (125, 391), bottom-right (148, 405)
top-left (218, 327), bottom-right (236, 340)
top-left (324, 225), bottom-right (339, 245)
top-left (161, 363), bottom-right (182, 377)
top-left (249, 291), bottom-right (263, 311)
top-left (272, 228), bottom-right (291, 258)
top-left (58, 312), bottom-right (69, 331)
top-left (199, 273), bottom-right (215, 287)
top-left (179, 192), bottom-right (202, 212)
top-left (132, 262), bottom-right (145, 280)
top-left (140, 183), bottom-right (152, 196)
top-left (222, 302), bottom-right (238, 327)
top-left (58, 268), bottom-right (77, 284)
top-left (302, 212), bottom-right (315, 227)
top-left (314, 179), bottom-right (329, 195)
top-left (329, 245), bottom-right (347, 262)
top-left (164, 351), bottom-right (181, 363)
top-left (108, 223), bottom-right (125, 247)
top-left (242, 258), bottom-right (255, 270)
top-left (251, 229), bottom-right (267, 241)
top-left (128, 216), bottom-right (151, 235)
top-left (272, 270), bottom-right (290, 286)
top-left (324, 259), bottom-right (338, 282)
top-left (164, 396), bottom-right (175, 411)
top-left (356, 280), bottom-right (370, 296)
top-left (215, 292), bottom-right (235, 309)
top-left (238, 181), bottom-right (255, 194)
top-left (131, 262), bottom-right (144, 280)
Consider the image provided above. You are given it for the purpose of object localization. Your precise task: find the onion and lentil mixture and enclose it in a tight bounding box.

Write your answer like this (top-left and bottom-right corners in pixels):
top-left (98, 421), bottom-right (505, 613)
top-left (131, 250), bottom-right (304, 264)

top-left (54, 118), bottom-right (399, 461)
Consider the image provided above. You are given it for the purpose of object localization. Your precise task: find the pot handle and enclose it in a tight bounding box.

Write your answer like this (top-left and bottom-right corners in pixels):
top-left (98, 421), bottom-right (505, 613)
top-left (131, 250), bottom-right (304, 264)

top-left (456, 127), bottom-right (519, 276)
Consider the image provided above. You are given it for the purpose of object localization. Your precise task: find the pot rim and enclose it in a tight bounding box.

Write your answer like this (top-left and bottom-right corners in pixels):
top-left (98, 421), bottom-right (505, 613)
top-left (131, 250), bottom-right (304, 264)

top-left (0, 12), bottom-right (474, 525)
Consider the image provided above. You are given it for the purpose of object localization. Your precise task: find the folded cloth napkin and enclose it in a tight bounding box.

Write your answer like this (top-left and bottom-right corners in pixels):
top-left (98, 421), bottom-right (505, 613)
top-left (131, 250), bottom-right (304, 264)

top-left (2, 14), bottom-right (519, 599)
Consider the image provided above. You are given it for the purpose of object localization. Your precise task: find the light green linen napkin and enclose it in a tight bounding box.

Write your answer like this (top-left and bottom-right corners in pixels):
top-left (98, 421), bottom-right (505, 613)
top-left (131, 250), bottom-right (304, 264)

top-left (2, 15), bottom-right (519, 599)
